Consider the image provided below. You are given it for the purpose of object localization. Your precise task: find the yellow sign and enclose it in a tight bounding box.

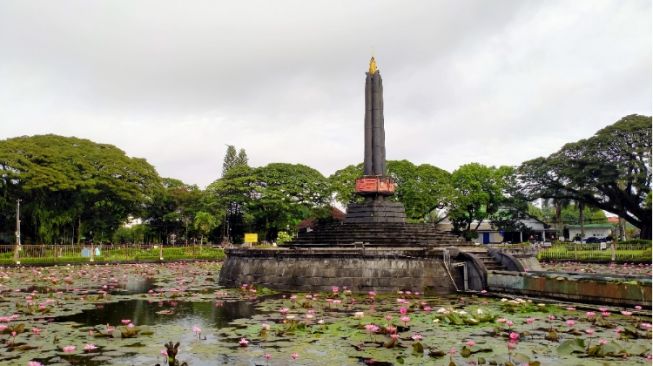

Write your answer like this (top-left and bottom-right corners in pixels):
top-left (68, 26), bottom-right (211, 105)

top-left (244, 233), bottom-right (258, 243)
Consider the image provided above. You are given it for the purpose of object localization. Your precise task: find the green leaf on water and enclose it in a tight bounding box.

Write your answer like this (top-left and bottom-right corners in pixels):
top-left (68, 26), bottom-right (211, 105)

top-left (557, 338), bottom-right (585, 354)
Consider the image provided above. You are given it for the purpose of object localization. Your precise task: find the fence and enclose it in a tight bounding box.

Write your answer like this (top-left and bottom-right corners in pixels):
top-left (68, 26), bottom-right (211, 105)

top-left (0, 244), bottom-right (225, 265)
top-left (537, 242), bottom-right (651, 263)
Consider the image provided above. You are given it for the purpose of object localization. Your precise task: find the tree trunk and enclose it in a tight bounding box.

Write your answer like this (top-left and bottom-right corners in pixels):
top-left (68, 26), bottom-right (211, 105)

top-left (640, 222), bottom-right (652, 240)
top-left (578, 202), bottom-right (585, 238)
top-left (555, 200), bottom-right (562, 236)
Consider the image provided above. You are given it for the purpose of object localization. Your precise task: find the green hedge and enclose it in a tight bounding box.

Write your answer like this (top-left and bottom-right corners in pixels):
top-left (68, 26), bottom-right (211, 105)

top-left (537, 246), bottom-right (652, 263)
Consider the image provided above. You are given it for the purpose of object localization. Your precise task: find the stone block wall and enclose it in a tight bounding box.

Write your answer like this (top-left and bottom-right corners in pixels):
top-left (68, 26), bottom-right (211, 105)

top-left (219, 248), bottom-right (463, 294)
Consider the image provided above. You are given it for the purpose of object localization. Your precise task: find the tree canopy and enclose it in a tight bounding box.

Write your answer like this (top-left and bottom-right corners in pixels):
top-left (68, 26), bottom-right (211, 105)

top-left (447, 163), bottom-right (514, 239)
top-left (518, 115), bottom-right (652, 239)
top-left (0, 134), bottom-right (162, 243)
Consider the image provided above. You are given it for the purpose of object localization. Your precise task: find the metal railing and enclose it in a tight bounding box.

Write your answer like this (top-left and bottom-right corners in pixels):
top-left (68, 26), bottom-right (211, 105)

top-left (0, 243), bottom-right (224, 265)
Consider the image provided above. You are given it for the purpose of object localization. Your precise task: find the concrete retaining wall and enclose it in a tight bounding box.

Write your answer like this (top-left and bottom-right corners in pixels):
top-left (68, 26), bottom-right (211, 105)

top-left (219, 247), bottom-right (471, 294)
top-left (488, 270), bottom-right (652, 307)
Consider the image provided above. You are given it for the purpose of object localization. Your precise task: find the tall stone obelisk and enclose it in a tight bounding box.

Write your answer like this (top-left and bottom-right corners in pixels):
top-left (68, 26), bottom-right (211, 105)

top-left (364, 57), bottom-right (386, 176)
top-left (345, 58), bottom-right (406, 223)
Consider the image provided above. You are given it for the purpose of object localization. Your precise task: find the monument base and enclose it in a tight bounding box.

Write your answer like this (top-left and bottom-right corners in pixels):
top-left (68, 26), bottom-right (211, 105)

top-left (345, 199), bottom-right (406, 223)
top-left (218, 247), bottom-right (486, 294)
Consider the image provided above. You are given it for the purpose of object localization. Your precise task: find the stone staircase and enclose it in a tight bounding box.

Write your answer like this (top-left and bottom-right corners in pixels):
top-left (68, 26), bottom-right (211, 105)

top-left (459, 246), bottom-right (507, 271)
top-left (288, 222), bottom-right (463, 247)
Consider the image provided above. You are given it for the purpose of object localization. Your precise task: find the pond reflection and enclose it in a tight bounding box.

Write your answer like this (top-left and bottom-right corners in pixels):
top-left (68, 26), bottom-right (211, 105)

top-left (58, 298), bottom-right (258, 328)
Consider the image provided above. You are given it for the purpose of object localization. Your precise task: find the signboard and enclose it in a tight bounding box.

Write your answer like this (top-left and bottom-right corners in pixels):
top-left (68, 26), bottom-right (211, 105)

top-left (355, 177), bottom-right (396, 194)
top-left (244, 233), bottom-right (258, 243)
top-left (356, 178), bottom-right (378, 192)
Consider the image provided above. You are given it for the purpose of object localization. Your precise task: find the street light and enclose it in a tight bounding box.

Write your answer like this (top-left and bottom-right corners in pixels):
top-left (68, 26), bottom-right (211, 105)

top-left (14, 199), bottom-right (21, 264)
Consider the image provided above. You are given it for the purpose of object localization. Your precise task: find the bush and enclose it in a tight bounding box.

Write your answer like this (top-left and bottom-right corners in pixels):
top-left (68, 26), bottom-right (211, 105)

top-left (276, 231), bottom-right (292, 245)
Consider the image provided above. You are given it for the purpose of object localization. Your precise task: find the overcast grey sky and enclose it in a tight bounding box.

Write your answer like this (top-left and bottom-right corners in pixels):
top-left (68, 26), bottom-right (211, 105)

top-left (1, 1), bottom-right (650, 187)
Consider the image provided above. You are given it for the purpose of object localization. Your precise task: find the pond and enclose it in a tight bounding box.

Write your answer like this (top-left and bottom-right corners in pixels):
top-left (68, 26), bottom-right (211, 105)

top-left (0, 262), bottom-right (650, 365)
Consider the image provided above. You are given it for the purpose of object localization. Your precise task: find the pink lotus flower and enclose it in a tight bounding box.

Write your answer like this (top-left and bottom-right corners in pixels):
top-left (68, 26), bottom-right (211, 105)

top-left (635, 305), bottom-right (642, 310)
top-left (279, 307), bottom-right (289, 315)
top-left (400, 316), bottom-right (410, 326)
top-left (507, 340), bottom-right (518, 350)
top-left (547, 315), bottom-right (556, 321)
top-left (566, 307), bottom-right (576, 311)
top-left (31, 327), bottom-right (41, 335)
top-left (291, 352), bottom-right (299, 360)
top-left (585, 328), bottom-right (595, 336)
top-left (621, 311), bottom-right (633, 316)
top-left (506, 320), bottom-right (514, 327)
top-left (411, 333), bottom-right (423, 342)
top-left (399, 307), bottom-right (408, 315)
top-left (28, 362), bottom-right (43, 366)
top-left (601, 311), bottom-right (610, 317)
top-left (364, 324), bottom-right (379, 333)
top-left (448, 347), bottom-right (457, 355)
top-left (509, 332), bottom-right (520, 341)
top-left (239, 338), bottom-right (249, 347)
top-left (599, 307), bottom-right (608, 312)
top-left (62, 345), bottom-right (76, 353)
top-left (566, 319), bottom-right (576, 327)
top-left (84, 343), bottom-right (98, 351)
top-left (264, 353), bottom-right (272, 360)
top-left (497, 318), bottom-right (507, 324)
top-left (598, 338), bottom-right (608, 345)
top-left (586, 311), bottom-right (596, 319)
top-left (525, 318), bottom-right (535, 325)
top-left (465, 340), bottom-right (476, 347)
top-left (121, 319), bottom-right (131, 325)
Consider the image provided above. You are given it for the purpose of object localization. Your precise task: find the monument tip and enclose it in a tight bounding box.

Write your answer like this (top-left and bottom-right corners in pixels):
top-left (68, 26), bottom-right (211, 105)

top-left (368, 57), bottom-right (378, 74)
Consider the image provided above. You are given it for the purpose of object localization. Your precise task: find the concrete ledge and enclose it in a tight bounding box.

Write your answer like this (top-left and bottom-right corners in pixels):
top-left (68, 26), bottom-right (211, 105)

top-left (488, 270), bottom-right (652, 307)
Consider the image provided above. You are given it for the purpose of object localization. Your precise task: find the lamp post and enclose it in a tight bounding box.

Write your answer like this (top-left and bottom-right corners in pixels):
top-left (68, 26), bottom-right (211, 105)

top-left (14, 199), bottom-right (21, 264)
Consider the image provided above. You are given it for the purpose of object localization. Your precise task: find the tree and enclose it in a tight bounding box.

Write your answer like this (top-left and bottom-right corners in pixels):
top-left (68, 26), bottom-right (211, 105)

top-left (0, 135), bottom-right (161, 244)
top-left (518, 115), bottom-right (652, 239)
top-left (144, 178), bottom-right (203, 244)
top-left (447, 163), bottom-right (512, 240)
top-left (193, 211), bottom-right (220, 246)
top-left (387, 160), bottom-right (452, 222)
top-left (206, 165), bottom-right (257, 243)
top-left (222, 145), bottom-right (248, 177)
top-left (216, 146), bottom-right (250, 242)
top-left (329, 164), bottom-right (364, 206)
top-left (250, 163), bottom-right (331, 241)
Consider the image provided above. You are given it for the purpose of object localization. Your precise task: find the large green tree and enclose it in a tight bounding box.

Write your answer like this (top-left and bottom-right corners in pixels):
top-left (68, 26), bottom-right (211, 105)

top-left (0, 135), bottom-right (161, 244)
top-left (447, 163), bottom-right (513, 240)
top-left (144, 178), bottom-right (204, 244)
top-left (518, 115), bottom-right (652, 239)
top-left (250, 163), bottom-right (331, 241)
top-left (207, 163), bottom-right (330, 242)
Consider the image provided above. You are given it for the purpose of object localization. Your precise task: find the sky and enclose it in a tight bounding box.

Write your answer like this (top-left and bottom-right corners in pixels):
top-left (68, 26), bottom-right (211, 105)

top-left (0, 1), bottom-right (651, 188)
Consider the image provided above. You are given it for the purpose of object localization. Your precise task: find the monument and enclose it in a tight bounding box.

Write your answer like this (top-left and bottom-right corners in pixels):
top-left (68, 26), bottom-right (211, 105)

top-left (219, 58), bottom-right (533, 293)
top-left (345, 57), bottom-right (407, 224)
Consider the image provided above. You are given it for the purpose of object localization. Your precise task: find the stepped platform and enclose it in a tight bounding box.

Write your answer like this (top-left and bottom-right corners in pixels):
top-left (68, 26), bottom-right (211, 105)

top-left (288, 222), bottom-right (463, 247)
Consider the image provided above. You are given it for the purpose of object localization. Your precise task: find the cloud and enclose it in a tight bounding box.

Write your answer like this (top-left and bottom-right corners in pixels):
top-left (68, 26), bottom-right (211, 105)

top-left (0, 0), bottom-right (650, 187)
